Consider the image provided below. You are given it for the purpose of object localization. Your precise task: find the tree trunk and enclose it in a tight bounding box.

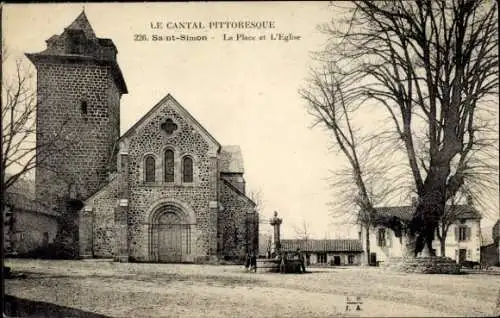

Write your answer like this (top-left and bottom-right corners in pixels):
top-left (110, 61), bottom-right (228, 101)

top-left (440, 235), bottom-right (446, 257)
top-left (401, 232), bottom-right (417, 258)
top-left (365, 225), bottom-right (371, 265)
top-left (412, 186), bottom-right (446, 255)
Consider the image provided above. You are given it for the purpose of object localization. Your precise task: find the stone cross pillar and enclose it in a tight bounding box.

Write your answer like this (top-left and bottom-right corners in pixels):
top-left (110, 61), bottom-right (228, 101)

top-left (270, 211), bottom-right (282, 254)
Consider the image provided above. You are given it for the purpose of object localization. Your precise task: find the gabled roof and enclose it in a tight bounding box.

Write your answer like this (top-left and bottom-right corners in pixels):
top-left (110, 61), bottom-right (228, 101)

top-left (82, 173), bottom-right (119, 205)
top-left (65, 11), bottom-right (96, 39)
top-left (375, 204), bottom-right (482, 221)
top-left (219, 145), bottom-right (244, 173)
top-left (119, 94), bottom-right (221, 151)
top-left (281, 239), bottom-right (363, 253)
top-left (220, 177), bottom-right (256, 207)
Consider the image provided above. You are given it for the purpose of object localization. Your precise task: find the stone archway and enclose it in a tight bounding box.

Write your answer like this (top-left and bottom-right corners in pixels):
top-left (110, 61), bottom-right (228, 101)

top-left (149, 203), bottom-right (194, 263)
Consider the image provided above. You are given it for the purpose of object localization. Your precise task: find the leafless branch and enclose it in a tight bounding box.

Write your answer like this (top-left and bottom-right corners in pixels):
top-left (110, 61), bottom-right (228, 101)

top-left (309, 0), bottom-right (498, 255)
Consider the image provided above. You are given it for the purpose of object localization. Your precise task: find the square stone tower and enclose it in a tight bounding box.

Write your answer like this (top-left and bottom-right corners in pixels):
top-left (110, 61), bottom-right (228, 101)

top-left (25, 11), bottom-right (127, 254)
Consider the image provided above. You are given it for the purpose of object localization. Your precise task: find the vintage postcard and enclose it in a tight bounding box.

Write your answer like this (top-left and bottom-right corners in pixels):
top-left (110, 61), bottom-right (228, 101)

top-left (2, 2), bottom-right (499, 317)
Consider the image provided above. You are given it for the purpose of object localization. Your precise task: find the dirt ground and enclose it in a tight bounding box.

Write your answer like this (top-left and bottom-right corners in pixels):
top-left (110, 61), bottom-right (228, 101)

top-left (4, 258), bottom-right (499, 317)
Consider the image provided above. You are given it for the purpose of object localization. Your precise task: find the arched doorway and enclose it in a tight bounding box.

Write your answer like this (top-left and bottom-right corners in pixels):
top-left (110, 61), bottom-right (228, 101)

top-left (150, 205), bottom-right (192, 263)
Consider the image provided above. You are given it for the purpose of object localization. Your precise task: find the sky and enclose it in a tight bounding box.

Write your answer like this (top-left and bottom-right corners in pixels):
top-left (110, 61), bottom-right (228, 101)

top-left (3, 2), bottom-right (499, 239)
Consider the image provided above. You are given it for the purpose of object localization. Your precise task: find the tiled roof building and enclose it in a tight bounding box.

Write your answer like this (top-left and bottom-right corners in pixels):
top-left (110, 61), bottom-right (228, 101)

top-left (281, 239), bottom-right (363, 253)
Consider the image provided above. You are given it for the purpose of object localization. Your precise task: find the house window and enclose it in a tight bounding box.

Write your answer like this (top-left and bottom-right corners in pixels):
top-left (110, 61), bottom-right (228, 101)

top-left (317, 253), bottom-right (327, 264)
top-left (377, 228), bottom-right (386, 247)
top-left (164, 149), bottom-right (174, 182)
top-left (144, 156), bottom-right (156, 182)
top-left (182, 156), bottom-right (193, 183)
top-left (458, 226), bottom-right (470, 241)
top-left (348, 254), bottom-right (355, 265)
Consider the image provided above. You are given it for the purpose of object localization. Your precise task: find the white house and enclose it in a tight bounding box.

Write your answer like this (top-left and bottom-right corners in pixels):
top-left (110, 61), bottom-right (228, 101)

top-left (360, 203), bottom-right (482, 265)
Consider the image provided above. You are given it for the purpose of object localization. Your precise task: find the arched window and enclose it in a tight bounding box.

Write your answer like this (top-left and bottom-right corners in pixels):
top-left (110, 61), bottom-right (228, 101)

top-left (164, 149), bottom-right (175, 182)
top-left (145, 156), bottom-right (155, 182)
top-left (182, 156), bottom-right (193, 183)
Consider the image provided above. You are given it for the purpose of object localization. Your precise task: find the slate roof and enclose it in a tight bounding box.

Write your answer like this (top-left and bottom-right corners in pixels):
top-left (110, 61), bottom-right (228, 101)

top-left (97, 38), bottom-right (116, 48)
top-left (4, 191), bottom-right (59, 217)
top-left (280, 239), bottom-right (363, 253)
top-left (219, 178), bottom-right (255, 207)
top-left (66, 11), bottom-right (97, 39)
top-left (375, 204), bottom-right (482, 221)
top-left (25, 11), bottom-right (127, 94)
top-left (219, 145), bottom-right (244, 173)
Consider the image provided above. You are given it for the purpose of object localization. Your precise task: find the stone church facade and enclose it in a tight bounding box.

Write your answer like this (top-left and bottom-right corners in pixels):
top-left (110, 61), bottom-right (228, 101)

top-left (26, 12), bottom-right (258, 263)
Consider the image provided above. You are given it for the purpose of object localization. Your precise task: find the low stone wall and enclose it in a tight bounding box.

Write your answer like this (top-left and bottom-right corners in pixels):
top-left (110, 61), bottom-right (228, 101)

top-left (256, 259), bottom-right (280, 272)
top-left (381, 257), bottom-right (461, 274)
top-left (256, 259), bottom-right (304, 273)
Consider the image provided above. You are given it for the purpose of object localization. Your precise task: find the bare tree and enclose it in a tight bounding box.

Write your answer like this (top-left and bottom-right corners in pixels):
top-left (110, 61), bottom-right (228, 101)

top-left (300, 62), bottom-right (374, 264)
top-left (316, 0), bottom-right (498, 256)
top-left (2, 54), bottom-right (83, 259)
top-left (2, 59), bottom-right (80, 196)
top-left (247, 189), bottom-right (265, 255)
top-left (436, 159), bottom-right (499, 257)
top-left (249, 189), bottom-right (265, 216)
top-left (300, 60), bottom-right (411, 264)
top-left (293, 219), bottom-right (312, 242)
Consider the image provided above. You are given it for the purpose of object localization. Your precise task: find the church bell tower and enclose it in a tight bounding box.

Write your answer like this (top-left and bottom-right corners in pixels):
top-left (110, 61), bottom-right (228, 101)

top-left (25, 11), bottom-right (128, 254)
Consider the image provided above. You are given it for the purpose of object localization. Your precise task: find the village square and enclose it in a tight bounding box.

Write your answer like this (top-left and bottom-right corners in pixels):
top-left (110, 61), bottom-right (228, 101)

top-left (2, 2), bottom-right (500, 317)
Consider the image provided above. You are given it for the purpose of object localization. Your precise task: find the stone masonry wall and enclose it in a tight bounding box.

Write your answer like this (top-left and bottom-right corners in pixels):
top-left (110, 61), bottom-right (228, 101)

top-left (34, 60), bottom-right (120, 209)
top-left (247, 211), bottom-right (259, 255)
top-left (218, 179), bottom-right (256, 260)
top-left (124, 99), bottom-right (218, 262)
top-left (381, 257), bottom-right (461, 274)
top-left (9, 208), bottom-right (59, 255)
top-left (85, 177), bottom-right (119, 258)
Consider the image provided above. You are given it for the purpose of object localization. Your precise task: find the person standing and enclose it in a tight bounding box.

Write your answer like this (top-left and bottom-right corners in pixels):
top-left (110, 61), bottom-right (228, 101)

top-left (250, 251), bottom-right (257, 272)
top-left (296, 248), bottom-right (306, 273)
top-left (280, 252), bottom-right (287, 274)
top-left (245, 252), bottom-right (251, 271)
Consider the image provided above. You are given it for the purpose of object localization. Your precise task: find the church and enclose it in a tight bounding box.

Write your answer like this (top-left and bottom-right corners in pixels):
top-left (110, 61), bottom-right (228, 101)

top-left (25, 11), bottom-right (259, 263)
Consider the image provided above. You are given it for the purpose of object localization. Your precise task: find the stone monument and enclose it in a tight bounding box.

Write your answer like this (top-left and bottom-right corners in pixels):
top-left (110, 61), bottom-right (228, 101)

top-left (270, 211), bottom-right (282, 255)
